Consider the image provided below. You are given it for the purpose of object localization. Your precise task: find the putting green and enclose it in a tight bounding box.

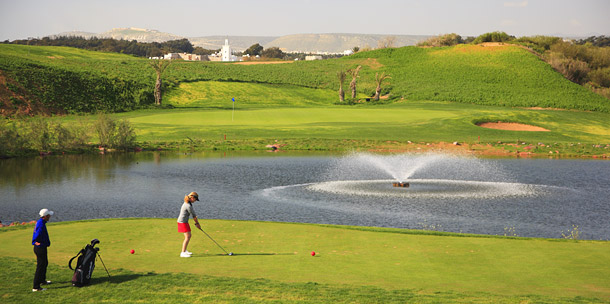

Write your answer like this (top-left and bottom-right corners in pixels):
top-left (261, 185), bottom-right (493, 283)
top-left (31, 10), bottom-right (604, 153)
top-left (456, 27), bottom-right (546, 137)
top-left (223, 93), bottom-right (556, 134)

top-left (1, 218), bottom-right (609, 299)
top-left (123, 101), bottom-right (610, 145)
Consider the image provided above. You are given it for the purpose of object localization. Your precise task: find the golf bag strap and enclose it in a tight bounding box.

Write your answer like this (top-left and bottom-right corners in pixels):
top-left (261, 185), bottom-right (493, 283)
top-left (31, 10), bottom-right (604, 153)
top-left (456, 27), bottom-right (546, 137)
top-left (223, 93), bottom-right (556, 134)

top-left (68, 249), bottom-right (85, 270)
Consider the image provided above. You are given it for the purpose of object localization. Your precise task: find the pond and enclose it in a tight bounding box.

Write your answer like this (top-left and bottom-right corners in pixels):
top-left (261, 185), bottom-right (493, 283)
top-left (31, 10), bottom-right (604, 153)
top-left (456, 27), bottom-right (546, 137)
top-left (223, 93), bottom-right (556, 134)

top-left (1, 151), bottom-right (608, 240)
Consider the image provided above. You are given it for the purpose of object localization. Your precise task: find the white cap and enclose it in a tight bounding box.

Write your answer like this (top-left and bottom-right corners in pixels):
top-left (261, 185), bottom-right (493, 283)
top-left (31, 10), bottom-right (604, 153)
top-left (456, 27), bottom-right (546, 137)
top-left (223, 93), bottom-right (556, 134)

top-left (39, 209), bottom-right (54, 217)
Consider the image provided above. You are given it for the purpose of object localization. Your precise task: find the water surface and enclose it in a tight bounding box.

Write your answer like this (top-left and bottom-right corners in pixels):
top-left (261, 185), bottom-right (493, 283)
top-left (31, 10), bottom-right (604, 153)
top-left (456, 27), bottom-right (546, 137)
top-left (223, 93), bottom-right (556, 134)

top-left (1, 152), bottom-right (608, 240)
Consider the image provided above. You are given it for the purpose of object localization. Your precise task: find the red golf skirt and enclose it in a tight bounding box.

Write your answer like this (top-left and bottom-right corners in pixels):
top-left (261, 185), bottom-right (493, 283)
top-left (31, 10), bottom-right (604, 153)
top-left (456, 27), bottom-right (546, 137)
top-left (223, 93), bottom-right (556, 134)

top-left (177, 222), bottom-right (191, 233)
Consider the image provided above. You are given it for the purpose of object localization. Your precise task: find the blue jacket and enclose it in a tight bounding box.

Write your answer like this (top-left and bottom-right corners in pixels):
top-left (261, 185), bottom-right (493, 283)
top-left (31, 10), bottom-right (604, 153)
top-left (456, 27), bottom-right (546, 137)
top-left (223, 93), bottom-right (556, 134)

top-left (32, 217), bottom-right (50, 247)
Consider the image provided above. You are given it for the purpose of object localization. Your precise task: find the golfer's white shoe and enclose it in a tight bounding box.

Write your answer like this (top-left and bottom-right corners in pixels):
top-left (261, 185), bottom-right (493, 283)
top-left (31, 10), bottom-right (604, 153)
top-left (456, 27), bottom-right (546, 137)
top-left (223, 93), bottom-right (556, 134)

top-left (32, 288), bottom-right (46, 292)
top-left (180, 252), bottom-right (191, 258)
top-left (185, 251), bottom-right (192, 255)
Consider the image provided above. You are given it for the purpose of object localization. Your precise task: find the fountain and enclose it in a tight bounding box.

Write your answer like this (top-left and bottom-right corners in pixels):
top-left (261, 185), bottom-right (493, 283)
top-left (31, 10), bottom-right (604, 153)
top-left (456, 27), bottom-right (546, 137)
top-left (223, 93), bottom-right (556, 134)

top-left (306, 152), bottom-right (534, 199)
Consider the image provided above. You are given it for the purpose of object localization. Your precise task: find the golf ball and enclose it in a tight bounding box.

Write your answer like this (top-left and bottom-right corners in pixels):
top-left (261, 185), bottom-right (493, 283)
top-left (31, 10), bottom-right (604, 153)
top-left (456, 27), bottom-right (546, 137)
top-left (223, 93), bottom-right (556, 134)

top-left (311, 251), bottom-right (316, 256)
top-left (229, 252), bottom-right (233, 256)
top-left (130, 249), bottom-right (135, 254)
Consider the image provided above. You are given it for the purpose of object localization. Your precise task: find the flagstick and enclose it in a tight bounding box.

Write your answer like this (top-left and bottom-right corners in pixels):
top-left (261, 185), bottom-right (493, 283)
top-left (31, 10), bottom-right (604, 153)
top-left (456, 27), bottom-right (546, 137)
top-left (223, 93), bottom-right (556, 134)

top-left (231, 97), bottom-right (235, 122)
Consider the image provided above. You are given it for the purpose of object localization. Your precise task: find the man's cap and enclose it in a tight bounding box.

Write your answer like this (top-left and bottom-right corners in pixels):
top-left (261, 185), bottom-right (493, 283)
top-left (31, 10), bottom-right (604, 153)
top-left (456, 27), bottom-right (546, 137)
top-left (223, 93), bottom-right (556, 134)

top-left (39, 209), bottom-right (54, 217)
top-left (188, 192), bottom-right (199, 201)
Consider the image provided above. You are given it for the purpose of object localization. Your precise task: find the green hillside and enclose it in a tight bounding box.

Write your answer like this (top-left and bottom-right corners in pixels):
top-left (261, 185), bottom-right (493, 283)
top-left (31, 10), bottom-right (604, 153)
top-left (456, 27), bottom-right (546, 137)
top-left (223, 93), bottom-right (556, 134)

top-left (1, 43), bottom-right (608, 115)
top-left (353, 44), bottom-right (610, 111)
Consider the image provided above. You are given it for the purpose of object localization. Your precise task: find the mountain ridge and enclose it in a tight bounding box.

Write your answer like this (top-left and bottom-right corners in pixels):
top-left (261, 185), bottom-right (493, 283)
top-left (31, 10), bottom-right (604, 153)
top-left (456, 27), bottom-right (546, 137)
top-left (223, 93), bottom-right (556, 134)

top-left (52, 27), bottom-right (429, 53)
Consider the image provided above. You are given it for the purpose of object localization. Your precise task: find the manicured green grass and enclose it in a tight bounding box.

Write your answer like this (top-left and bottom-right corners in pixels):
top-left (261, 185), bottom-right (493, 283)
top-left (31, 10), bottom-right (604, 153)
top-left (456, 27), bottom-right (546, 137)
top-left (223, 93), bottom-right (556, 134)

top-left (121, 99), bottom-right (610, 146)
top-left (1, 219), bottom-right (608, 303)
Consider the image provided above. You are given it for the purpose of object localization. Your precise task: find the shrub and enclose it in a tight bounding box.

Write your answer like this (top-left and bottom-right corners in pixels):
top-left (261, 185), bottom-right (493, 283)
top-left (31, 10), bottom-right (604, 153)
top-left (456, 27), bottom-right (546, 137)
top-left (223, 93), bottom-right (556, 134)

top-left (94, 113), bottom-right (136, 150)
top-left (591, 86), bottom-right (610, 99)
top-left (546, 52), bottom-right (590, 85)
top-left (22, 118), bottom-right (89, 152)
top-left (0, 119), bottom-right (26, 156)
top-left (549, 41), bottom-right (589, 62)
top-left (515, 36), bottom-right (562, 53)
top-left (113, 119), bottom-right (136, 149)
top-left (26, 118), bottom-right (53, 151)
top-left (472, 31), bottom-right (515, 44)
top-left (587, 47), bottom-right (610, 70)
top-left (95, 113), bottom-right (116, 147)
top-left (417, 33), bottom-right (463, 47)
top-left (588, 67), bottom-right (610, 88)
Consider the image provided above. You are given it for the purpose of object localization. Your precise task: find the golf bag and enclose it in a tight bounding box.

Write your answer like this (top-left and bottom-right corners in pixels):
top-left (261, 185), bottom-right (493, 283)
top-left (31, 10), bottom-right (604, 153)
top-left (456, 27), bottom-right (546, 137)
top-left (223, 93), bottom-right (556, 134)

top-left (69, 239), bottom-right (106, 287)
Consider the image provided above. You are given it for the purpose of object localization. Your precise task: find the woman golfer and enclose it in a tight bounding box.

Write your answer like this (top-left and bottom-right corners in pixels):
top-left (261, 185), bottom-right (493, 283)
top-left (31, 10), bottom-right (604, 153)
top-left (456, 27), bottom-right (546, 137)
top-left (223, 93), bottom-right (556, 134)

top-left (177, 192), bottom-right (201, 257)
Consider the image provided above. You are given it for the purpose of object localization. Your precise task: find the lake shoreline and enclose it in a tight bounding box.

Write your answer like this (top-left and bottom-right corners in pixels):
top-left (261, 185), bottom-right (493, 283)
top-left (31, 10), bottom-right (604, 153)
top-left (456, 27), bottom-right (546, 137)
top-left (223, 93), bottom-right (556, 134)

top-left (2, 139), bottom-right (609, 160)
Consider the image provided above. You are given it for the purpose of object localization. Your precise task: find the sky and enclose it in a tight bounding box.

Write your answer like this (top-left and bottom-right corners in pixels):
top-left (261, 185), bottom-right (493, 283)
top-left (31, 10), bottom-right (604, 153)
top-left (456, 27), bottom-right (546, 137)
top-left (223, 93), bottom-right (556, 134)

top-left (1, 0), bottom-right (609, 41)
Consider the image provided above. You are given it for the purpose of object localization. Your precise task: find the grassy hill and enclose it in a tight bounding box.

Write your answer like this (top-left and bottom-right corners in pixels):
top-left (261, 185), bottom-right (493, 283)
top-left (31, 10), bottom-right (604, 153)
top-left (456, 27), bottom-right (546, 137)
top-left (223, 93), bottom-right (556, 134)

top-left (2, 43), bottom-right (608, 115)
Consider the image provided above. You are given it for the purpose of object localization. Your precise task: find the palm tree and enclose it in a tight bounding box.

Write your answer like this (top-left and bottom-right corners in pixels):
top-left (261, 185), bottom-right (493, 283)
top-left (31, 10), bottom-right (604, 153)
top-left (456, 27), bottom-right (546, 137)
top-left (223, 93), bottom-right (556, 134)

top-left (337, 70), bottom-right (347, 102)
top-left (149, 59), bottom-right (172, 106)
top-left (349, 65), bottom-right (362, 99)
top-left (374, 72), bottom-right (391, 101)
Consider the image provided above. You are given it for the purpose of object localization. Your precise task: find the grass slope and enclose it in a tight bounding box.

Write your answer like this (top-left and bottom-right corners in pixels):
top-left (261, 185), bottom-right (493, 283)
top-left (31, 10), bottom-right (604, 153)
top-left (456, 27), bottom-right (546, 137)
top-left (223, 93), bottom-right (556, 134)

top-left (2, 43), bottom-right (608, 113)
top-left (1, 219), bottom-right (609, 303)
top-left (355, 45), bottom-right (610, 112)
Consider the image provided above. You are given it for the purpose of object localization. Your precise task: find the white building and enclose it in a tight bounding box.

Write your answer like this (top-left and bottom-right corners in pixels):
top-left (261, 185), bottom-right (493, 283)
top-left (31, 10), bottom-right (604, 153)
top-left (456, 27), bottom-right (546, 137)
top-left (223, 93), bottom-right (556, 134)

top-left (220, 39), bottom-right (239, 62)
top-left (163, 53), bottom-right (206, 61)
top-left (305, 55), bottom-right (323, 61)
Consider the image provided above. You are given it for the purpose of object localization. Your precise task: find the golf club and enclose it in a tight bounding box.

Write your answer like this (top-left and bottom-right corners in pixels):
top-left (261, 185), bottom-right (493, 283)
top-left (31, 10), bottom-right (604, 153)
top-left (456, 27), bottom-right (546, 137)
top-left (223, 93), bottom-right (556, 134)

top-left (198, 227), bottom-right (233, 256)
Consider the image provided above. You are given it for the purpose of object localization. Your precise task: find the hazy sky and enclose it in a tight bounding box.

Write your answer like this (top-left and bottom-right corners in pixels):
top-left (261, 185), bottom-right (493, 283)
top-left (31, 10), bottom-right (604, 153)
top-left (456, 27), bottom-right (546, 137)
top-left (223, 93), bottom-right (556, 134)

top-left (1, 0), bottom-right (608, 40)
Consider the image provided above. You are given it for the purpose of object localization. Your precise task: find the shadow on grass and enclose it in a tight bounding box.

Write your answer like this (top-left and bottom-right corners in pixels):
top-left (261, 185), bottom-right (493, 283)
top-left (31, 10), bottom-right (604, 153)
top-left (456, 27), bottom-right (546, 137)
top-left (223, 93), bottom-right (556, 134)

top-left (50, 273), bottom-right (157, 289)
top-left (194, 252), bottom-right (295, 258)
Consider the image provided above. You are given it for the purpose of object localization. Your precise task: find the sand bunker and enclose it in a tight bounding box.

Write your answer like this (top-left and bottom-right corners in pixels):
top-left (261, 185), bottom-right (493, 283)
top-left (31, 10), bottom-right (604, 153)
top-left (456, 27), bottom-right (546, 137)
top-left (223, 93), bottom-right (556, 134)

top-left (477, 122), bottom-right (550, 132)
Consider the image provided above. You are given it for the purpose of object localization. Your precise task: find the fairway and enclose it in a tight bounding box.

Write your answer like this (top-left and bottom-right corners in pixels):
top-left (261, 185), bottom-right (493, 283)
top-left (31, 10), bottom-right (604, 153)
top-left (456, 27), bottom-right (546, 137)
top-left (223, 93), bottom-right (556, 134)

top-left (107, 80), bottom-right (610, 147)
top-left (1, 219), bottom-right (609, 302)
top-left (124, 98), bottom-right (610, 146)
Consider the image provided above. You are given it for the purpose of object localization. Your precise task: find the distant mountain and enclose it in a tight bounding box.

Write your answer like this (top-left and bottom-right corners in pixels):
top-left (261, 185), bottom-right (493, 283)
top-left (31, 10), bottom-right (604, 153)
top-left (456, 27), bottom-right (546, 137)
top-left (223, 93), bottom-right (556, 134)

top-left (47, 28), bottom-right (430, 53)
top-left (55, 28), bottom-right (183, 43)
top-left (99, 28), bottom-right (184, 42)
top-left (189, 36), bottom-right (278, 51)
top-left (265, 33), bottom-right (431, 53)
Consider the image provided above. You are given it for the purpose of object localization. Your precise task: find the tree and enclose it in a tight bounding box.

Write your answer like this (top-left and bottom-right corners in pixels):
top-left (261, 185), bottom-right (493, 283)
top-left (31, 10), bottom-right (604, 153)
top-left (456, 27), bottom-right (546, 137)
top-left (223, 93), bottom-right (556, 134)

top-left (149, 59), bottom-right (172, 106)
top-left (164, 38), bottom-right (194, 53)
top-left (374, 72), bottom-right (391, 101)
top-left (352, 46), bottom-right (360, 53)
top-left (261, 47), bottom-right (285, 59)
top-left (348, 65), bottom-right (362, 99)
top-left (245, 43), bottom-right (264, 56)
top-left (337, 70), bottom-right (347, 102)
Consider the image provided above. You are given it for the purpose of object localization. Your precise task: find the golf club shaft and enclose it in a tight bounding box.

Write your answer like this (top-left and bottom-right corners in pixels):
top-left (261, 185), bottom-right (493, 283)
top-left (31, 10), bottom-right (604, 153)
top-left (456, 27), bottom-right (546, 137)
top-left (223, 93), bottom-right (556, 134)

top-left (198, 228), bottom-right (230, 255)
